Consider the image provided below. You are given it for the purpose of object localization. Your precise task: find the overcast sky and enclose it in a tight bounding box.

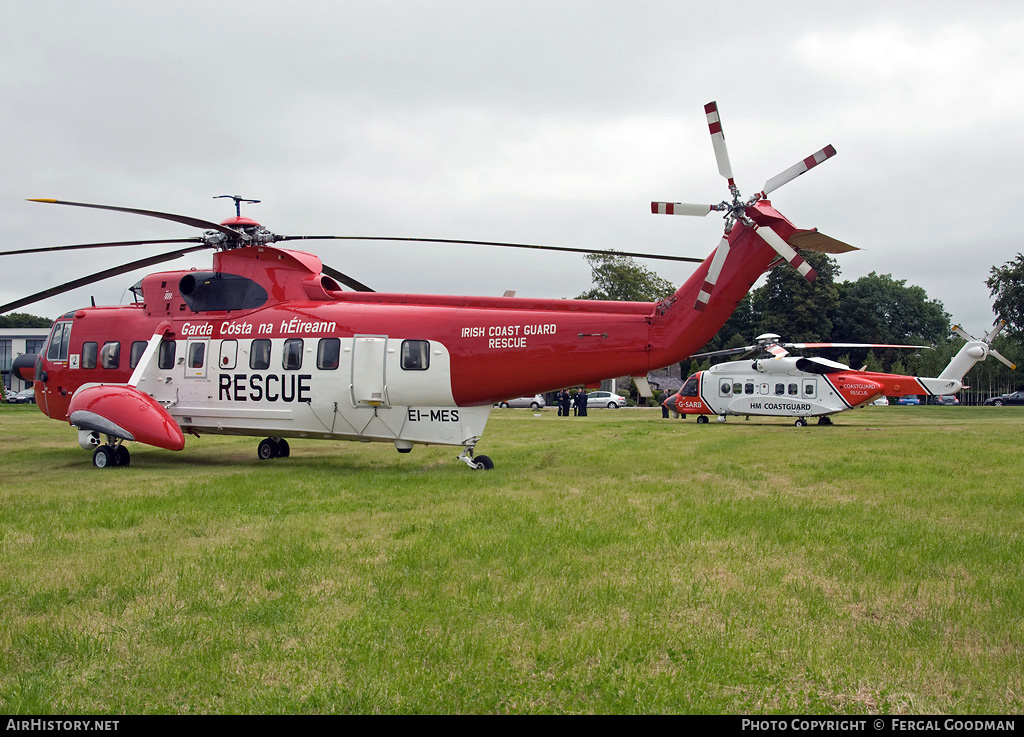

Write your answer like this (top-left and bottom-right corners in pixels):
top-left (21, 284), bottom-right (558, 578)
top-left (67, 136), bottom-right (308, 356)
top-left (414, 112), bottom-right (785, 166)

top-left (2, 0), bottom-right (1022, 337)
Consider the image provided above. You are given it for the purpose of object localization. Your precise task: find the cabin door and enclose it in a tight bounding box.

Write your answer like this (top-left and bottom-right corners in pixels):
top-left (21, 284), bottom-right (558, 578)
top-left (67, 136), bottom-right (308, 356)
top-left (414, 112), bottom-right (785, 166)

top-left (350, 335), bottom-right (389, 407)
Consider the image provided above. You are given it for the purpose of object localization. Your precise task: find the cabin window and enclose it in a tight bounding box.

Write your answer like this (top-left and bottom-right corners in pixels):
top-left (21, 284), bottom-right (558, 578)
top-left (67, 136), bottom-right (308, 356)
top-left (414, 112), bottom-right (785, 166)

top-left (46, 322), bottom-right (72, 362)
top-left (283, 339), bottom-right (303, 370)
top-left (178, 272), bottom-right (268, 312)
top-left (733, 383), bottom-right (743, 395)
top-left (788, 383), bottom-right (798, 396)
top-left (775, 383), bottom-right (785, 395)
top-left (803, 381), bottom-right (816, 397)
top-left (401, 340), bottom-right (430, 371)
top-left (745, 383), bottom-right (754, 394)
top-left (130, 341), bottom-right (147, 369)
top-left (187, 342), bottom-right (205, 369)
top-left (317, 338), bottom-right (340, 370)
top-left (100, 342), bottom-right (120, 370)
top-left (219, 340), bottom-right (237, 370)
top-left (250, 339), bottom-right (271, 370)
top-left (158, 340), bottom-right (176, 370)
top-left (81, 342), bottom-right (98, 370)
top-left (720, 382), bottom-right (732, 396)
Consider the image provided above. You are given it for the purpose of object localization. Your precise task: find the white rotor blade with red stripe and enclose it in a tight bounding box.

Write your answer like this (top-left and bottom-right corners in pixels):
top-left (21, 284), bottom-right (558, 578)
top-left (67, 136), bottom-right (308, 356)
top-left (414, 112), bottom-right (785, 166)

top-left (761, 145), bottom-right (837, 197)
top-left (705, 102), bottom-right (734, 184)
top-left (751, 224), bottom-right (817, 283)
top-left (650, 202), bottom-right (716, 216)
top-left (693, 235), bottom-right (731, 311)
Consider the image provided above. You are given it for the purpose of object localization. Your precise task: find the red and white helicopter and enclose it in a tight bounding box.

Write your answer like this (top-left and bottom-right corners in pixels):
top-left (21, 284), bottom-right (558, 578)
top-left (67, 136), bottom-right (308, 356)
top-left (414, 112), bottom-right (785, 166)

top-left (663, 324), bottom-right (1016, 426)
top-left (4, 102), bottom-right (855, 469)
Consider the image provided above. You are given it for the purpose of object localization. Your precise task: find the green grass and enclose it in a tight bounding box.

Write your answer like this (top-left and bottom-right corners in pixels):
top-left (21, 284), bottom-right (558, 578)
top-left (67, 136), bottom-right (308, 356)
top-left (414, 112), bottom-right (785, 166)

top-left (0, 402), bottom-right (1022, 714)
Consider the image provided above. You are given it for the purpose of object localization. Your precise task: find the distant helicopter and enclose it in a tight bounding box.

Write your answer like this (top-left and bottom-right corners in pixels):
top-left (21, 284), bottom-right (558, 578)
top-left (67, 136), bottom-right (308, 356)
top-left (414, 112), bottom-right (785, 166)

top-left (6, 102), bottom-right (854, 468)
top-left (663, 325), bottom-right (1016, 426)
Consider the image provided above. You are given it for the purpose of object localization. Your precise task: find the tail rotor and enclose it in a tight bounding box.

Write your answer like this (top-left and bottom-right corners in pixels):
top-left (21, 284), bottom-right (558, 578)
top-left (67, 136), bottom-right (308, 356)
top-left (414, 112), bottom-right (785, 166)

top-left (652, 101), bottom-right (848, 310)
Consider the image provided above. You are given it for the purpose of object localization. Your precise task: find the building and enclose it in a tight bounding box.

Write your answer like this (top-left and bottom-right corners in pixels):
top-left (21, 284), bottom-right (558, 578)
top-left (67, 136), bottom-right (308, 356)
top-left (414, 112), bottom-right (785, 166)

top-left (1, 327), bottom-right (50, 393)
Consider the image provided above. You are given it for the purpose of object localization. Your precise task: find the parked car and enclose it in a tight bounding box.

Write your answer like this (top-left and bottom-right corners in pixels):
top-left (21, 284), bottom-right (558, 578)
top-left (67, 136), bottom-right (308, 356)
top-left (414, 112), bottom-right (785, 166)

top-left (896, 395), bottom-right (921, 405)
top-left (7, 388), bottom-right (36, 404)
top-left (586, 390), bottom-right (627, 408)
top-left (984, 390), bottom-right (1024, 406)
top-left (496, 394), bottom-right (545, 409)
top-left (871, 396), bottom-right (889, 406)
top-left (929, 395), bottom-right (960, 406)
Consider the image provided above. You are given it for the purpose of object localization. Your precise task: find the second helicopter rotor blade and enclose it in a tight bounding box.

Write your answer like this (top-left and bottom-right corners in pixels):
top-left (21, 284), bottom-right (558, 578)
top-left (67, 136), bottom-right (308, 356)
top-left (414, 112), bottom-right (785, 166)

top-left (760, 144), bottom-right (837, 197)
top-left (276, 235), bottom-right (705, 264)
top-left (0, 238), bottom-right (204, 257)
top-left (0, 244), bottom-right (211, 315)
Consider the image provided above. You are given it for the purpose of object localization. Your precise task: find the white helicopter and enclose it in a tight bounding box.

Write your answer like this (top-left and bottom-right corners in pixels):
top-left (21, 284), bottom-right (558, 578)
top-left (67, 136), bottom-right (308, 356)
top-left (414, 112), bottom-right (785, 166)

top-left (664, 324), bottom-right (1016, 426)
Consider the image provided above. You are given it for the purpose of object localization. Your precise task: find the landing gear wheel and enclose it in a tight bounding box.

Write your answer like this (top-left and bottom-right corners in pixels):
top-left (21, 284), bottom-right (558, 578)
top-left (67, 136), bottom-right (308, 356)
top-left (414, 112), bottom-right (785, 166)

top-left (93, 446), bottom-right (114, 468)
top-left (275, 439), bottom-right (290, 458)
top-left (794, 418), bottom-right (807, 427)
top-left (817, 416), bottom-right (833, 426)
top-left (114, 445), bottom-right (131, 466)
top-left (473, 454), bottom-right (494, 470)
top-left (257, 438), bottom-right (276, 460)
top-left (696, 415), bottom-right (709, 424)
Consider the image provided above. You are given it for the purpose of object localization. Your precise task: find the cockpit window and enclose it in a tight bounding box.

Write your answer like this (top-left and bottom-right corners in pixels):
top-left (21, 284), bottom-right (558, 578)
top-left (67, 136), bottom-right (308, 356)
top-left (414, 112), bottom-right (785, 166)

top-left (46, 322), bottom-right (72, 362)
top-left (681, 376), bottom-right (699, 397)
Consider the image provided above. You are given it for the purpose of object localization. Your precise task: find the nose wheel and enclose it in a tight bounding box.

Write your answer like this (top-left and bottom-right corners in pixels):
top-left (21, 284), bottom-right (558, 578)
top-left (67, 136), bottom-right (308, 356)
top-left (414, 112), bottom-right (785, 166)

top-left (92, 443), bottom-right (130, 468)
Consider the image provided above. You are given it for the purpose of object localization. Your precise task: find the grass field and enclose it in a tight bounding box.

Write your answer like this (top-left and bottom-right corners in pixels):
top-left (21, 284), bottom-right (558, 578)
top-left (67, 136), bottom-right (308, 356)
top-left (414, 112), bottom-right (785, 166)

top-left (0, 402), bottom-right (1022, 714)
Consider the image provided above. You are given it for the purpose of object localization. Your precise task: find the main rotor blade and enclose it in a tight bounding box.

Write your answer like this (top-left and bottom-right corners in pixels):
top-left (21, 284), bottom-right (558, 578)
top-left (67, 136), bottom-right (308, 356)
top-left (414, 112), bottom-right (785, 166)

top-left (786, 342), bottom-right (931, 352)
top-left (276, 235), bottom-right (705, 263)
top-left (689, 345), bottom-right (757, 359)
top-left (320, 264), bottom-right (374, 293)
top-left (704, 101), bottom-right (734, 184)
top-left (0, 244), bottom-right (210, 315)
top-left (28, 199), bottom-right (243, 239)
top-left (0, 237), bottom-right (203, 257)
top-left (761, 144), bottom-right (837, 197)
top-left (651, 202), bottom-right (717, 217)
top-left (751, 224), bottom-right (817, 282)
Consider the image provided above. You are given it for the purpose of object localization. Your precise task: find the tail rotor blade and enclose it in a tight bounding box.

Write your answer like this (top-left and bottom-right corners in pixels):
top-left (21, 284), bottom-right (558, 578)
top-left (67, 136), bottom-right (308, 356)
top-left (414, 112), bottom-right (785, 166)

top-left (704, 102), bottom-right (735, 184)
top-left (651, 202), bottom-right (716, 217)
top-left (989, 348), bottom-right (1018, 371)
top-left (761, 145), bottom-right (837, 197)
top-left (693, 236), bottom-right (731, 311)
top-left (952, 325), bottom-right (978, 343)
top-left (752, 224), bottom-right (817, 282)
top-left (985, 319), bottom-right (1008, 344)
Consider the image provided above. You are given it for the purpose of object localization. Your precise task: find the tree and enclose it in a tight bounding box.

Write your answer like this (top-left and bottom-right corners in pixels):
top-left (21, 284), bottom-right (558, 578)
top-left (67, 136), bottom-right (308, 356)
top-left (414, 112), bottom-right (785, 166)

top-left (576, 252), bottom-right (675, 302)
top-left (831, 272), bottom-right (950, 346)
top-left (987, 253), bottom-right (1024, 341)
top-left (0, 312), bottom-right (51, 328)
top-left (750, 251), bottom-right (841, 342)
